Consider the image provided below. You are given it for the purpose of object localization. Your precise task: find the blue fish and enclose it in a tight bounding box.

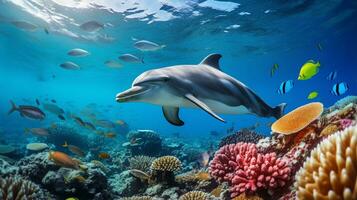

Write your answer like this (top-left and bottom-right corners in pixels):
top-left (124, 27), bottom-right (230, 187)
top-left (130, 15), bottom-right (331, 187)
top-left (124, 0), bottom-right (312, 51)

top-left (277, 80), bottom-right (294, 94)
top-left (326, 71), bottom-right (337, 81)
top-left (331, 82), bottom-right (349, 96)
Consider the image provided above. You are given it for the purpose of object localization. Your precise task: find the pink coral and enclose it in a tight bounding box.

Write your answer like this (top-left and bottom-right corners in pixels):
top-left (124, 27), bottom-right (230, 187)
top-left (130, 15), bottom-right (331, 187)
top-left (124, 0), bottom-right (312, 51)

top-left (209, 143), bottom-right (291, 198)
top-left (339, 118), bottom-right (353, 129)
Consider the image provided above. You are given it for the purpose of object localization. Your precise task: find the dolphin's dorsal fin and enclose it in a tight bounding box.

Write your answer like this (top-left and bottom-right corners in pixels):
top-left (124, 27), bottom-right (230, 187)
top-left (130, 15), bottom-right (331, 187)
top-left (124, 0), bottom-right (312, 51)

top-left (200, 54), bottom-right (222, 70)
top-left (162, 106), bottom-right (184, 126)
top-left (185, 94), bottom-right (225, 122)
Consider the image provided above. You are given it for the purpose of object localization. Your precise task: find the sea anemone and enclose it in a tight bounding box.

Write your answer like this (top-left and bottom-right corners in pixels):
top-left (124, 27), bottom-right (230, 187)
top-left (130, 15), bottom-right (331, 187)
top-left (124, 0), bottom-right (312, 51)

top-left (209, 143), bottom-right (291, 198)
top-left (0, 176), bottom-right (43, 200)
top-left (219, 130), bottom-right (263, 147)
top-left (179, 191), bottom-right (209, 200)
top-left (295, 125), bottom-right (357, 200)
top-left (271, 102), bottom-right (323, 135)
top-left (151, 156), bottom-right (181, 172)
top-left (129, 155), bottom-right (155, 173)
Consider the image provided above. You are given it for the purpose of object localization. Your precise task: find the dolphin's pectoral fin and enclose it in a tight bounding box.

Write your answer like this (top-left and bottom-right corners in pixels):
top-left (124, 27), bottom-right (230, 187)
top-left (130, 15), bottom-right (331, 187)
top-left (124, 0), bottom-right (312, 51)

top-left (199, 54), bottom-right (222, 70)
top-left (184, 94), bottom-right (225, 123)
top-left (162, 106), bottom-right (184, 126)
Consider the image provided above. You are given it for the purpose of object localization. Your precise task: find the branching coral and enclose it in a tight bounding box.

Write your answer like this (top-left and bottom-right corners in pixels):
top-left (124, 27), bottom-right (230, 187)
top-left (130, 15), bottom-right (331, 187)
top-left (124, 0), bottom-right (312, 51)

top-left (179, 191), bottom-right (209, 200)
top-left (295, 125), bottom-right (357, 200)
top-left (209, 143), bottom-right (291, 198)
top-left (129, 155), bottom-right (155, 173)
top-left (219, 130), bottom-right (263, 147)
top-left (151, 156), bottom-right (181, 172)
top-left (0, 176), bottom-right (43, 200)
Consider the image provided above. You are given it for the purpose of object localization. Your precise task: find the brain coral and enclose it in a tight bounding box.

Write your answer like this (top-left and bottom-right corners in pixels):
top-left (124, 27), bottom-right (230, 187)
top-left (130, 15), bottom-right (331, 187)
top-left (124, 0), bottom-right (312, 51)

top-left (179, 191), bottom-right (209, 200)
top-left (209, 143), bottom-right (291, 198)
top-left (295, 125), bottom-right (357, 200)
top-left (151, 156), bottom-right (181, 172)
top-left (0, 176), bottom-right (43, 200)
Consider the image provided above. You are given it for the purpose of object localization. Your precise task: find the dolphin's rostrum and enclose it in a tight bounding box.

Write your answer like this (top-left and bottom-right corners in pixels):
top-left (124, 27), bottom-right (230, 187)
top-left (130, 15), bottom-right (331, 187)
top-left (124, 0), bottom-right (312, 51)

top-left (116, 54), bottom-right (286, 126)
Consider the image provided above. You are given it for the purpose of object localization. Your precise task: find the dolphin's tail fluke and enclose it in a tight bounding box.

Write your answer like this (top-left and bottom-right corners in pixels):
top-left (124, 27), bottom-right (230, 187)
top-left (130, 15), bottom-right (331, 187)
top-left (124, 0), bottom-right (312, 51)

top-left (272, 103), bottom-right (287, 119)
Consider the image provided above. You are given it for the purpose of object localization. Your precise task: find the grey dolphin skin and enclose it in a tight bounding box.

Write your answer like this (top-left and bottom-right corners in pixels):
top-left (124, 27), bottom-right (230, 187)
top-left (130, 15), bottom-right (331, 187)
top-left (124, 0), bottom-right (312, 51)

top-left (116, 54), bottom-right (286, 126)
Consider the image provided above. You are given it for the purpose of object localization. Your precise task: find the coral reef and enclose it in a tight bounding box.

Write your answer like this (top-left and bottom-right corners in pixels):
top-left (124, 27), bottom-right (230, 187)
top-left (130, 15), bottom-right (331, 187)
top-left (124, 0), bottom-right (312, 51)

top-left (219, 130), bottom-right (263, 147)
top-left (126, 130), bottom-right (162, 156)
top-left (0, 176), bottom-right (46, 200)
top-left (0, 96), bottom-right (355, 200)
top-left (209, 143), bottom-right (291, 198)
top-left (295, 125), bottom-right (357, 200)
top-left (129, 155), bottom-right (155, 173)
top-left (46, 124), bottom-right (89, 151)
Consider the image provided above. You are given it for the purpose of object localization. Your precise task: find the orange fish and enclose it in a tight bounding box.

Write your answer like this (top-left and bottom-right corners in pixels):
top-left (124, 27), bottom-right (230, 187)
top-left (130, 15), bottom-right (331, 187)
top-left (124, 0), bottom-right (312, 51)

top-left (48, 151), bottom-right (79, 169)
top-left (98, 152), bottom-right (110, 159)
top-left (105, 133), bottom-right (116, 138)
top-left (62, 141), bottom-right (85, 157)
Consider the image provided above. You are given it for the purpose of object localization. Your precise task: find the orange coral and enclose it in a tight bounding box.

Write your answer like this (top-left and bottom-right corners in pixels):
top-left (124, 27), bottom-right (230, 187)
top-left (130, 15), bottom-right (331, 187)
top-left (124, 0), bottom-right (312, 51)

top-left (272, 102), bottom-right (323, 135)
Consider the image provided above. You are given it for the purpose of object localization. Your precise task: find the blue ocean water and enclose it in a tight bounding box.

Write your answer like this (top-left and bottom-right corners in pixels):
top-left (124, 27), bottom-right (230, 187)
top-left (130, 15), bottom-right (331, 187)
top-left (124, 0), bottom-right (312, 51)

top-left (0, 0), bottom-right (356, 140)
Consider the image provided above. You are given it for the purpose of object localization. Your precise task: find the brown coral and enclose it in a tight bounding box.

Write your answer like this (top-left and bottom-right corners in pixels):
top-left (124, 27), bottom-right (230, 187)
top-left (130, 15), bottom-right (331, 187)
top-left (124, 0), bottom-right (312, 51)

top-left (295, 125), bottom-right (357, 200)
top-left (0, 176), bottom-right (43, 200)
top-left (179, 191), bottom-right (209, 200)
top-left (150, 156), bottom-right (181, 172)
top-left (320, 123), bottom-right (339, 137)
top-left (272, 102), bottom-right (323, 135)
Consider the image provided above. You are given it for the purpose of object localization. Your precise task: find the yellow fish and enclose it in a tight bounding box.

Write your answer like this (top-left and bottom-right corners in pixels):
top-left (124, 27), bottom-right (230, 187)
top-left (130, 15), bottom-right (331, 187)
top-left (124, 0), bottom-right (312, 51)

top-left (307, 91), bottom-right (318, 99)
top-left (65, 198), bottom-right (79, 200)
top-left (298, 60), bottom-right (320, 80)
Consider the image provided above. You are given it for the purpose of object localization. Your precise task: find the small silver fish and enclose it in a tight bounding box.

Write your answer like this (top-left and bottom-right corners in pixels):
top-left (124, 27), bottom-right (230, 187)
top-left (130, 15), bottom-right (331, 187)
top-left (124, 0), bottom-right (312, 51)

top-left (79, 21), bottom-right (104, 32)
top-left (60, 62), bottom-right (80, 70)
top-left (11, 21), bottom-right (38, 31)
top-left (104, 60), bottom-right (122, 68)
top-left (118, 54), bottom-right (143, 63)
top-left (43, 103), bottom-right (64, 115)
top-left (67, 48), bottom-right (90, 57)
top-left (134, 40), bottom-right (165, 51)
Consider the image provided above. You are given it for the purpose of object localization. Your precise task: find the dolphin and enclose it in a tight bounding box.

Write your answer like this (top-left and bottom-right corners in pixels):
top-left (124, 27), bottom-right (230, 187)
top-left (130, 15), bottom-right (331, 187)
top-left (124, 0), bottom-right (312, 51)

top-left (116, 54), bottom-right (286, 126)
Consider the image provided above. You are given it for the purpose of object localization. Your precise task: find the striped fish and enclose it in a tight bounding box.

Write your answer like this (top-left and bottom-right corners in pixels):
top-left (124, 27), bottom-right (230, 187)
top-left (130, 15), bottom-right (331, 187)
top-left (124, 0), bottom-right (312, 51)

top-left (331, 82), bottom-right (349, 96)
top-left (326, 71), bottom-right (337, 81)
top-left (277, 80), bottom-right (294, 94)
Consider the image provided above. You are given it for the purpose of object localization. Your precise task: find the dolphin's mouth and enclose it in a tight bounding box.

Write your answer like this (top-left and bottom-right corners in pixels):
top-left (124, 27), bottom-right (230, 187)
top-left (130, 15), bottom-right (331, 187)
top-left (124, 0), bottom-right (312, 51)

top-left (116, 85), bottom-right (151, 102)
